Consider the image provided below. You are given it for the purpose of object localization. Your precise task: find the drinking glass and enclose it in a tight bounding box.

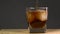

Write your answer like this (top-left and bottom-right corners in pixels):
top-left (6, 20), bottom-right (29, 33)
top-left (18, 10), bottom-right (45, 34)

top-left (26, 7), bottom-right (48, 33)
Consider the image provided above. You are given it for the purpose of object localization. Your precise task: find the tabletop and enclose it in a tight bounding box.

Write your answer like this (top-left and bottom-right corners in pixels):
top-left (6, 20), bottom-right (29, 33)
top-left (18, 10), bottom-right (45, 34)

top-left (0, 29), bottom-right (60, 34)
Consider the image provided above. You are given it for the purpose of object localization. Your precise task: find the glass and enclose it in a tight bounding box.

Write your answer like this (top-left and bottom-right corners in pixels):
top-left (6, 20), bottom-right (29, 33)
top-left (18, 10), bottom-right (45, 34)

top-left (26, 7), bottom-right (48, 33)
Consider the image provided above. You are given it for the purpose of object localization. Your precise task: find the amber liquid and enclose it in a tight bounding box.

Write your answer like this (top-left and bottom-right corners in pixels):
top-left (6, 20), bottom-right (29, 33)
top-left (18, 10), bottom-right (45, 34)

top-left (30, 19), bottom-right (46, 28)
top-left (26, 10), bottom-right (47, 28)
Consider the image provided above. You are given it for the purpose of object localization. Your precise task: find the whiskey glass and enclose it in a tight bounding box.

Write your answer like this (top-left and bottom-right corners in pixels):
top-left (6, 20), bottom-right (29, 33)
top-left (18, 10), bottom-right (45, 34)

top-left (26, 7), bottom-right (48, 33)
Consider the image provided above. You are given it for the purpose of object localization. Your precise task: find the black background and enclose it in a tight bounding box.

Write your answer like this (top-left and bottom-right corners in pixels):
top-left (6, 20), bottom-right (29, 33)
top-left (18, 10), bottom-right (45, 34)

top-left (0, 0), bottom-right (60, 29)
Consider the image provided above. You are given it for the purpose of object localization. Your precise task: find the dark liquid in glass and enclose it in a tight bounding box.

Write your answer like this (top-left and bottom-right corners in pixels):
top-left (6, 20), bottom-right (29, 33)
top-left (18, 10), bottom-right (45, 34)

top-left (27, 10), bottom-right (47, 28)
top-left (30, 19), bottom-right (46, 28)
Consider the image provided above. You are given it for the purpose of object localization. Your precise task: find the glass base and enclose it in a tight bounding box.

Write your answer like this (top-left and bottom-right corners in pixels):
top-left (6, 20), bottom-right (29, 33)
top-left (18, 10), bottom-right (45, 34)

top-left (28, 25), bottom-right (47, 33)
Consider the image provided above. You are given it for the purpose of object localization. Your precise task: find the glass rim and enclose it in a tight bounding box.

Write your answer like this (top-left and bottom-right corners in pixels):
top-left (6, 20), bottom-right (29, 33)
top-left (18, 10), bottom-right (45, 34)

top-left (27, 6), bottom-right (48, 7)
top-left (26, 7), bottom-right (48, 10)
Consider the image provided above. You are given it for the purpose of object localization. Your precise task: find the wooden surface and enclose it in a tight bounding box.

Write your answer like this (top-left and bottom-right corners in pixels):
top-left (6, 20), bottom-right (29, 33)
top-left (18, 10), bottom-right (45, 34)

top-left (0, 29), bottom-right (60, 34)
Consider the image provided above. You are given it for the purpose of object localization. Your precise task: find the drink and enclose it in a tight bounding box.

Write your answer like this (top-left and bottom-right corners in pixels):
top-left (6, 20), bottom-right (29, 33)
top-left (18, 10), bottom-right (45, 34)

top-left (26, 9), bottom-right (48, 28)
top-left (26, 7), bottom-right (48, 33)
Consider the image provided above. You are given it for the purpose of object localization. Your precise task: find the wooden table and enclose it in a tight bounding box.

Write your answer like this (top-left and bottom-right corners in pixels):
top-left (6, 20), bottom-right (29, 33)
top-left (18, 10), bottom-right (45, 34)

top-left (0, 29), bottom-right (60, 34)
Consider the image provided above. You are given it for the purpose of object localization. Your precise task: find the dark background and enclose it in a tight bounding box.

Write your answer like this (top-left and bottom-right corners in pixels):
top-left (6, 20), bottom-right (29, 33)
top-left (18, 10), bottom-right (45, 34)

top-left (0, 0), bottom-right (60, 29)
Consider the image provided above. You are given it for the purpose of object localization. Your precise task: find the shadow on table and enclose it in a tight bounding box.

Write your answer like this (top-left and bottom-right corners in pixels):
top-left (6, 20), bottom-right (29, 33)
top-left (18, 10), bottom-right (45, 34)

top-left (30, 29), bottom-right (60, 34)
top-left (30, 33), bottom-right (45, 34)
